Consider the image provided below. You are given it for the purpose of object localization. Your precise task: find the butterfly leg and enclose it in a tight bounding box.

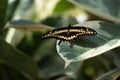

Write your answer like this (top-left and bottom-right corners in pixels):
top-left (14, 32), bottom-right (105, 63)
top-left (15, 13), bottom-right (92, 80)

top-left (69, 41), bottom-right (74, 48)
top-left (58, 40), bottom-right (62, 45)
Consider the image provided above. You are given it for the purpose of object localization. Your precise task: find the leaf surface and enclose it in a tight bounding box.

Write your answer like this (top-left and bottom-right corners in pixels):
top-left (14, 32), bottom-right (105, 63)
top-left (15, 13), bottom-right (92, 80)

top-left (56, 21), bottom-right (120, 67)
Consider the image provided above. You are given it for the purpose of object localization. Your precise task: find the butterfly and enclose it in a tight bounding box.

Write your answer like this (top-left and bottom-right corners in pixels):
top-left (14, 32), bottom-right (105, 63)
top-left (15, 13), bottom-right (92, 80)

top-left (42, 24), bottom-right (97, 47)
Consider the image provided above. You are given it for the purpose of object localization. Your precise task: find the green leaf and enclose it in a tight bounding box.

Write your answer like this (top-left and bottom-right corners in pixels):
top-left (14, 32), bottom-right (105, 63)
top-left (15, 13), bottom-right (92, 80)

top-left (0, 37), bottom-right (38, 79)
top-left (0, 0), bottom-right (8, 31)
top-left (68, 0), bottom-right (120, 22)
top-left (5, 20), bottom-right (53, 32)
top-left (53, 0), bottom-right (75, 13)
top-left (56, 21), bottom-right (120, 67)
top-left (38, 54), bottom-right (65, 79)
top-left (96, 68), bottom-right (120, 80)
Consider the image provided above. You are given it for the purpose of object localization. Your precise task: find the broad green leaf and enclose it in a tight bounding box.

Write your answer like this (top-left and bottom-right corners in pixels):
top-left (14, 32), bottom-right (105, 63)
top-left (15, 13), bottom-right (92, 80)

top-left (5, 20), bottom-right (53, 46)
top-left (96, 68), bottom-right (120, 80)
top-left (5, 20), bottom-right (53, 31)
top-left (38, 54), bottom-right (65, 79)
top-left (68, 0), bottom-right (120, 22)
top-left (0, 38), bottom-right (38, 79)
top-left (53, 0), bottom-right (75, 13)
top-left (56, 21), bottom-right (120, 67)
top-left (0, 0), bottom-right (8, 31)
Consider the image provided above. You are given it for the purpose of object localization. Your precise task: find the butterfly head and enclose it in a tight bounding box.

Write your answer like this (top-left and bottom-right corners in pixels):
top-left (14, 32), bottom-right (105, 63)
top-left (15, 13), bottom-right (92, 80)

top-left (42, 31), bottom-right (53, 39)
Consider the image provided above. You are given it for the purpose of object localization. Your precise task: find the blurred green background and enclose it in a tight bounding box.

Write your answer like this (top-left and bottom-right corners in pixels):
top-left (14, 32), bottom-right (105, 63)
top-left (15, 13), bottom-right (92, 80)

top-left (0, 0), bottom-right (120, 80)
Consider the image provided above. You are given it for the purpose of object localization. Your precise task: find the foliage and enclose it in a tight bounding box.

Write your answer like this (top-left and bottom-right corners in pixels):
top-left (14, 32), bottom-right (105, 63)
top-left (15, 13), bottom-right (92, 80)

top-left (0, 0), bottom-right (120, 80)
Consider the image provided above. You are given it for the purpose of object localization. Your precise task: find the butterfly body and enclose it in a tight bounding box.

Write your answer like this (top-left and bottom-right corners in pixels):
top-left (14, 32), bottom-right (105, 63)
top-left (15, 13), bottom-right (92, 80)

top-left (42, 24), bottom-right (97, 47)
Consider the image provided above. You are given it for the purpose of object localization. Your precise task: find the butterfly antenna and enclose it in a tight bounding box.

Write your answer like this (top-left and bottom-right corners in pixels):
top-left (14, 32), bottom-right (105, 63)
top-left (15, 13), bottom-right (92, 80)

top-left (68, 24), bottom-right (72, 27)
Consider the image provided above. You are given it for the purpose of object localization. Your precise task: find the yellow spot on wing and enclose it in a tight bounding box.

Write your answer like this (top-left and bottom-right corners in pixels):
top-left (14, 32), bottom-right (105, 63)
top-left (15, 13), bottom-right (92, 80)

top-left (52, 29), bottom-right (95, 35)
top-left (53, 34), bottom-right (80, 41)
top-left (52, 29), bottom-right (86, 35)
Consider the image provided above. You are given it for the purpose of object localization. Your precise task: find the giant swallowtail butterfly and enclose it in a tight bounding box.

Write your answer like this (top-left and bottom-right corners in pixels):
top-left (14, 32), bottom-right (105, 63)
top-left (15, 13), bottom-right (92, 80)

top-left (42, 24), bottom-right (97, 47)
